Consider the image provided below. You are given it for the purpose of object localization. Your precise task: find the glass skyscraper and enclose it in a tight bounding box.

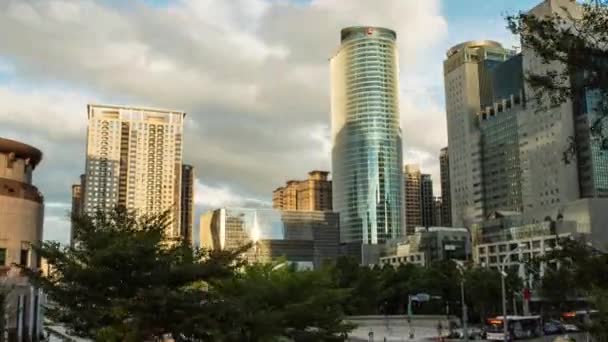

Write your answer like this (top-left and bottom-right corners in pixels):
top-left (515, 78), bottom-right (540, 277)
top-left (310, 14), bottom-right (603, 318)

top-left (330, 26), bottom-right (404, 246)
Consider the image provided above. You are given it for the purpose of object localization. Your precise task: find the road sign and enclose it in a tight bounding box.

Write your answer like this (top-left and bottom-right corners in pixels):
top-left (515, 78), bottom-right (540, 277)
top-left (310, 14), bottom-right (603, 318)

top-left (415, 293), bottom-right (431, 302)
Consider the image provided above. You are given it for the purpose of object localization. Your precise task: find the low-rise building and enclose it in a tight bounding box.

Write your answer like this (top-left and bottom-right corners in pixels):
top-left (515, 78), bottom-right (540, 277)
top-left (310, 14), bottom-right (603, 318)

top-left (199, 208), bottom-right (340, 269)
top-left (379, 227), bottom-right (470, 268)
top-left (473, 198), bottom-right (608, 272)
top-left (474, 220), bottom-right (577, 272)
top-left (0, 137), bottom-right (45, 341)
top-left (379, 241), bottom-right (425, 267)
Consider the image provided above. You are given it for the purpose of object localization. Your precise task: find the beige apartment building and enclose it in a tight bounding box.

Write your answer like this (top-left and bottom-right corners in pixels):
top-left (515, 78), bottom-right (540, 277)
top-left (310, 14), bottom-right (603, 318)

top-left (272, 170), bottom-right (332, 211)
top-left (83, 104), bottom-right (185, 238)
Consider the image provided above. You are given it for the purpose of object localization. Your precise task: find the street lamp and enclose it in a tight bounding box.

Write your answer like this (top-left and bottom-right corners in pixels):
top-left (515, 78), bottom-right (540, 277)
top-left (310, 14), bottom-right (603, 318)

top-left (452, 260), bottom-right (468, 342)
top-left (500, 243), bottom-right (526, 342)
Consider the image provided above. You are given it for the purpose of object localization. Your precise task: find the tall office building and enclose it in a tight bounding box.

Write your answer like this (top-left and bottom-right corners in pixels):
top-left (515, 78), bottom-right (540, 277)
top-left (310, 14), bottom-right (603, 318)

top-left (573, 87), bottom-right (608, 198)
top-left (70, 174), bottom-right (86, 246)
top-left (180, 164), bottom-right (195, 244)
top-left (479, 93), bottom-right (524, 214)
top-left (518, 0), bottom-right (586, 219)
top-left (421, 174), bottom-right (434, 227)
top-left (444, 41), bottom-right (514, 226)
top-left (83, 104), bottom-right (185, 238)
top-left (272, 171), bottom-right (332, 211)
top-left (70, 183), bottom-right (82, 246)
top-left (448, 0), bottom-right (606, 225)
top-left (404, 164), bottom-right (422, 234)
top-left (439, 147), bottom-right (452, 226)
top-left (330, 26), bottom-right (404, 250)
top-left (433, 197), bottom-right (443, 226)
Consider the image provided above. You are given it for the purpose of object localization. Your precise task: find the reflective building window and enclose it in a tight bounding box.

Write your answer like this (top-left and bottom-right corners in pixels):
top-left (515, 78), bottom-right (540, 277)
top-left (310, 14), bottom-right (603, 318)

top-left (330, 27), bottom-right (404, 245)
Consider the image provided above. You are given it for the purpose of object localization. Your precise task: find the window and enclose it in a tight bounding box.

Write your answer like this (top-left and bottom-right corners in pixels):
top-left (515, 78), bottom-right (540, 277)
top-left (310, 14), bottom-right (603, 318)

top-left (0, 248), bottom-right (6, 266)
top-left (20, 249), bottom-right (29, 266)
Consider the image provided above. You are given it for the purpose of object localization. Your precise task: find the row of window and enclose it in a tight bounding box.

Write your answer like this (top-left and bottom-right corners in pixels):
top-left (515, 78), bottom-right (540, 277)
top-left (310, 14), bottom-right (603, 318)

top-left (0, 247), bottom-right (35, 268)
top-left (381, 254), bottom-right (423, 264)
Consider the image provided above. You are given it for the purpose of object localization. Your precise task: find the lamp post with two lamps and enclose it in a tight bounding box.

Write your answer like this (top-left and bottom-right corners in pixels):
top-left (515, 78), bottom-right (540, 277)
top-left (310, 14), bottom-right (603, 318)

top-left (452, 259), bottom-right (468, 342)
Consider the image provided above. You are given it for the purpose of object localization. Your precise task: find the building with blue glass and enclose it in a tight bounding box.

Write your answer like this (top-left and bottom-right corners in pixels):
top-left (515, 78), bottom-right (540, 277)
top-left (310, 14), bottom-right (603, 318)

top-left (330, 26), bottom-right (404, 256)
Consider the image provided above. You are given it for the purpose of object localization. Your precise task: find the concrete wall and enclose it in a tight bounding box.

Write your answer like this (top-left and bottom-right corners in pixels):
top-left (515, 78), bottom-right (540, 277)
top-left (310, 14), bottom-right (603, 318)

top-left (0, 195), bottom-right (44, 266)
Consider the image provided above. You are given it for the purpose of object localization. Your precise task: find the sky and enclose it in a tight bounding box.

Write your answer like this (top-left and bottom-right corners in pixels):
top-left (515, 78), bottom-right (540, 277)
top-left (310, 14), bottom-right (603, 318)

top-left (0, 0), bottom-right (541, 244)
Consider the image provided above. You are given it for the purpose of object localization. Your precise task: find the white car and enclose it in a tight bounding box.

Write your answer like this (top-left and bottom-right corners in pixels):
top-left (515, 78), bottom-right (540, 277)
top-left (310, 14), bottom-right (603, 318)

top-left (562, 324), bottom-right (580, 332)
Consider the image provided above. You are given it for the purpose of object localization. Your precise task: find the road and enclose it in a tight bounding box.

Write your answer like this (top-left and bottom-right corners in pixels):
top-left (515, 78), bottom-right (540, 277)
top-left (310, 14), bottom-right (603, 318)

top-left (347, 333), bottom-right (589, 342)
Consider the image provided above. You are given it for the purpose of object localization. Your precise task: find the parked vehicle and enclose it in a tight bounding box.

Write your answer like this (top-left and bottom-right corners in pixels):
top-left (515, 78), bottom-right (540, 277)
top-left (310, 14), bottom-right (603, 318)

top-left (543, 320), bottom-right (565, 335)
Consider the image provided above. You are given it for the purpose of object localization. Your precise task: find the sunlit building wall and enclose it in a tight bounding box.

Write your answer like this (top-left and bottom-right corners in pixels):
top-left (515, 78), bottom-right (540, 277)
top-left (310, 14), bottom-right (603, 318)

top-left (83, 104), bottom-right (185, 238)
top-left (0, 137), bottom-right (45, 341)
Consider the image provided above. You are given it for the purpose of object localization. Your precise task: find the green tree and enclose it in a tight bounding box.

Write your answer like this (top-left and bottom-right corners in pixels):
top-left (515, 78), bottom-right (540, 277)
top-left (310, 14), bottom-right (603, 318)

top-left (27, 209), bottom-right (243, 341)
top-left (540, 238), bottom-right (608, 337)
top-left (464, 267), bottom-right (501, 322)
top-left (507, 0), bottom-right (608, 162)
top-left (213, 262), bottom-right (354, 341)
top-left (324, 256), bottom-right (380, 315)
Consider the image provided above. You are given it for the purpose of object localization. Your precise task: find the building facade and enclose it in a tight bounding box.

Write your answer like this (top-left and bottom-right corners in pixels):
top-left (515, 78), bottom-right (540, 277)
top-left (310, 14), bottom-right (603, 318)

top-left (199, 208), bottom-right (340, 269)
top-left (380, 227), bottom-right (470, 268)
top-left (474, 220), bottom-right (573, 272)
top-left (83, 104), bottom-right (185, 238)
top-left (421, 174), bottom-right (434, 227)
top-left (70, 183), bottom-right (82, 246)
top-left (433, 197), bottom-right (443, 226)
top-left (330, 26), bottom-right (404, 248)
top-left (272, 170), bottom-right (332, 211)
top-left (444, 41), bottom-right (514, 226)
top-left (0, 138), bottom-right (44, 268)
top-left (0, 137), bottom-right (45, 341)
top-left (479, 93), bottom-right (524, 214)
top-left (439, 147), bottom-right (452, 226)
top-left (404, 164), bottom-right (422, 234)
top-left (573, 83), bottom-right (608, 198)
top-left (473, 198), bottom-right (608, 285)
top-left (518, 0), bottom-right (584, 221)
top-left (180, 164), bottom-right (195, 244)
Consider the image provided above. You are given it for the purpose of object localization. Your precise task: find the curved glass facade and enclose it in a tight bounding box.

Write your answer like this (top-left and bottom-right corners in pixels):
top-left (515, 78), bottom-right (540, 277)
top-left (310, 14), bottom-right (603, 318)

top-left (330, 27), bottom-right (404, 244)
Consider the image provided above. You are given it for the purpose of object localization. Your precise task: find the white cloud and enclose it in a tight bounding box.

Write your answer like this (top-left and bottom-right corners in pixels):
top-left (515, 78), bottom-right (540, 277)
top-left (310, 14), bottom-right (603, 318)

top-left (194, 179), bottom-right (270, 209)
top-left (0, 0), bottom-right (452, 222)
top-left (0, 85), bottom-right (90, 141)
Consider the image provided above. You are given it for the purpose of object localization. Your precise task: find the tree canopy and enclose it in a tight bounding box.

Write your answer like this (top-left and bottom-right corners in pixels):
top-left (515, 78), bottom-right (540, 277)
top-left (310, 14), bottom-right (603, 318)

top-left (28, 209), bottom-right (354, 341)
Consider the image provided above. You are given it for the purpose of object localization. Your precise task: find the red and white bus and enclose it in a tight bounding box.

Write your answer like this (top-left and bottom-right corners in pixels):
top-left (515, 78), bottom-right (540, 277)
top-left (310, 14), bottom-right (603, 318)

top-left (486, 315), bottom-right (543, 341)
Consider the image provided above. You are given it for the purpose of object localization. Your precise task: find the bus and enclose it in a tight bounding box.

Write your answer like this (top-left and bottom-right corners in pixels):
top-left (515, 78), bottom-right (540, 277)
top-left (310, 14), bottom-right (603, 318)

top-left (561, 310), bottom-right (599, 331)
top-left (486, 316), bottom-right (543, 341)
